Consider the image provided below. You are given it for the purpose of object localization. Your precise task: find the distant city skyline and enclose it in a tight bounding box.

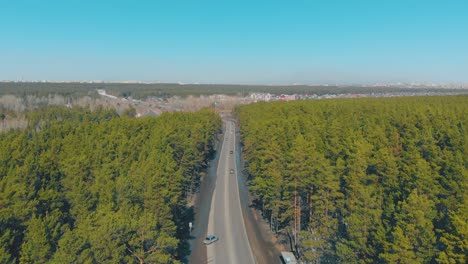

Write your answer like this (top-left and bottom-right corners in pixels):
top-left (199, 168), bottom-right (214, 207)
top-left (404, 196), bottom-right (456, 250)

top-left (1, 0), bottom-right (467, 84)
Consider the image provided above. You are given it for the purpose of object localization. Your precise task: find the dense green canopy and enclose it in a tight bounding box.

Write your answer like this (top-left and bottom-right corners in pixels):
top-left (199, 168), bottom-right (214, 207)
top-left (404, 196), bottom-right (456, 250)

top-left (0, 107), bottom-right (221, 263)
top-left (236, 96), bottom-right (467, 263)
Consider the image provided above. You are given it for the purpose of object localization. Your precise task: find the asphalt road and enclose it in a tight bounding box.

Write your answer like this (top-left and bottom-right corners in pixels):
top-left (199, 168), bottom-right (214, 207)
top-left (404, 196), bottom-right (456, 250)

top-left (206, 120), bottom-right (256, 264)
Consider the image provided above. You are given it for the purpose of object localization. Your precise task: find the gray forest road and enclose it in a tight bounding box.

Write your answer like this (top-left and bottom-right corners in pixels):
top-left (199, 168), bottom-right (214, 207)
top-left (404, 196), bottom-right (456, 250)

top-left (206, 120), bottom-right (256, 264)
top-left (189, 118), bottom-right (280, 264)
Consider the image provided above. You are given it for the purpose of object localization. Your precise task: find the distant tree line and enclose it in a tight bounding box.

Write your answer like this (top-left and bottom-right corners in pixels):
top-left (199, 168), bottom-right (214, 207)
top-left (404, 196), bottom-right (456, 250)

top-left (0, 106), bottom-right (221, 263)
top-left (236, 96), bottom-right (467, 263)
top-left (1, 82), bottom-right (464, 99)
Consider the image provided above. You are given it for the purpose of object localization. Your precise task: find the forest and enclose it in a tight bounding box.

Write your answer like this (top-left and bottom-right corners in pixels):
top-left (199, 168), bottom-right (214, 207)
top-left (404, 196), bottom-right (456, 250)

top-left (236, 96), bottom-right (467, 263)
top-left (0, 107), bottom-right (221, 263)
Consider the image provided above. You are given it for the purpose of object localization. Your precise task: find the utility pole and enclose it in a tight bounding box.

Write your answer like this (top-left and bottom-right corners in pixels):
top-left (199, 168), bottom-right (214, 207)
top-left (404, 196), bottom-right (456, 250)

top-left (294, 176), bottom-right (300, 247)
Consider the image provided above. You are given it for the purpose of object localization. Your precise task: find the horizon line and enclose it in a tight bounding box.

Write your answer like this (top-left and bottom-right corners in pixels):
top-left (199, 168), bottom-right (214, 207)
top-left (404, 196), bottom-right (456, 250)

top-left (1, 80), bottom-right (467, 88)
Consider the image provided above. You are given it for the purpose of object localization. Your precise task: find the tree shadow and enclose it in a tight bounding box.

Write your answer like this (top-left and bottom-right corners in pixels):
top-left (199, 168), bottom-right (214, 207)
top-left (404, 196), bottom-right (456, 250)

top-left (175, 205), bottom-right (196, 263)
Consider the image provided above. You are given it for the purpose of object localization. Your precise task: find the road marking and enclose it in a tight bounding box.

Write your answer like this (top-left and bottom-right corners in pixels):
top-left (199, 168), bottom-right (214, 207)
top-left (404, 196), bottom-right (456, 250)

top-left (225, 132), bottom-right (236, 263)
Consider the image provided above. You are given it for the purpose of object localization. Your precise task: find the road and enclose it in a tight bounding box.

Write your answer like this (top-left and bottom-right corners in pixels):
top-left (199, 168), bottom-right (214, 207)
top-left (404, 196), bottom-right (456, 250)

top-left (206, 120), bottom-right (256, 264)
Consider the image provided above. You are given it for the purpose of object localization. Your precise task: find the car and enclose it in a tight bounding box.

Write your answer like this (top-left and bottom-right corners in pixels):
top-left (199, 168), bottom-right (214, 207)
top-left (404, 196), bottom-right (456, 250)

top-left (230, 169), bottom-right (235, 174)
top-left (229, 150), bottom-right (233, 154)
top-left (203, 235), bottom-right (219, 245)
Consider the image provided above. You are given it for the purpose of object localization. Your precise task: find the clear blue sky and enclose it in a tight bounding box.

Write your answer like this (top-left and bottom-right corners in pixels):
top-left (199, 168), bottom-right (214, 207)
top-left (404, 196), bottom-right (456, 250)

top-left (1, 0), bottom-right (467, 84)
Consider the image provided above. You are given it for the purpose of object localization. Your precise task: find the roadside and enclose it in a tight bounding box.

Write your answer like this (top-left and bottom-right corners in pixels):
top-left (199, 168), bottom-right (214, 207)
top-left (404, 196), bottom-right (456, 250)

top-left (187, 124), bottom-right (225, 264)
top-left (234, 120), bottom-right (283, 264)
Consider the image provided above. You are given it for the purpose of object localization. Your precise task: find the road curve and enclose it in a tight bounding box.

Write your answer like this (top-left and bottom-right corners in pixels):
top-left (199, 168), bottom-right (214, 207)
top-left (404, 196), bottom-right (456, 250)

top-left (206, 120), bottom-right (256, 264)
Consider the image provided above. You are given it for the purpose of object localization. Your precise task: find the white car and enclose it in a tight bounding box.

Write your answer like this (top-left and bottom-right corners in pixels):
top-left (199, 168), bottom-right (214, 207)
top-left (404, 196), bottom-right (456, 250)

top-left (203, 235), bottom-right (219, 245)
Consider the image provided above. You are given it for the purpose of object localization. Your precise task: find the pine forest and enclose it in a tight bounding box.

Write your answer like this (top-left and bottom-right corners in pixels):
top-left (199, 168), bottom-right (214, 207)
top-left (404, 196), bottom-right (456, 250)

top-left (0, 107), bottom-right (221, 263)
top-left (236, 96), bottom-right (467, 263)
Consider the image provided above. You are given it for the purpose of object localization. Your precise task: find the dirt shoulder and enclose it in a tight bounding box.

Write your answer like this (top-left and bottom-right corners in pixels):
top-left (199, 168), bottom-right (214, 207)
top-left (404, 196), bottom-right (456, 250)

top-left (235, 121), bottom-right (285, 264)
top-left (187, 126), bottom-right (224, 264)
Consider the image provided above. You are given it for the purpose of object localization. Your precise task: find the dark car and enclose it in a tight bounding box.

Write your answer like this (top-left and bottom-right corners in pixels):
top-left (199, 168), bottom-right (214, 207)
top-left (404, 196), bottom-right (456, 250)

top-left (229, 150), bottom-right (233, 154)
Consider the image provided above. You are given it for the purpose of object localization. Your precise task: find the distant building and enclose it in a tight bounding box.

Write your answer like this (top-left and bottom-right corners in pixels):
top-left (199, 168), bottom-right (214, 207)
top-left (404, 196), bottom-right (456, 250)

top-left (279, 94), bottom-right (297, 101)
top-left (250, 93), bottom-right (272, 102)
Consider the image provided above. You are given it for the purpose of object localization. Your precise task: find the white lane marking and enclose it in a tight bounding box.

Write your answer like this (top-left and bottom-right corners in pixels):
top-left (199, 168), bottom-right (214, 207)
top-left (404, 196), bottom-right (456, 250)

top-left (224, 127), bottom-right (236, 263)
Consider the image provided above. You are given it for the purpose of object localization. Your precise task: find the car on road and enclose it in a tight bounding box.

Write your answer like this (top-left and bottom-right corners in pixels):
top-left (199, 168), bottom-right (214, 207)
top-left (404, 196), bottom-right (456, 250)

top-left (230, 169), bottom-right (235, 174)
top-left (229, 150), bottom-right (233, 154)
top-left (203, 235), bottom-right (219, 245)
